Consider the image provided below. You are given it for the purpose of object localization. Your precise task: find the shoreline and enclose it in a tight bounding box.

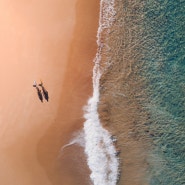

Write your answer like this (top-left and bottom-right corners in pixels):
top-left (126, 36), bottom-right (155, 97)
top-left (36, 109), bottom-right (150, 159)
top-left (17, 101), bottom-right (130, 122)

top-left (83, 1), bottom-right (120, 185)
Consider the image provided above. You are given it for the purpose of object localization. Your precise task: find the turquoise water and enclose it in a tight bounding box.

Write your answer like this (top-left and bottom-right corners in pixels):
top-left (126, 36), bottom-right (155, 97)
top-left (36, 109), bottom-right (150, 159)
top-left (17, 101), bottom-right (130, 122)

top-left (141, 1), bottom-right (185, 184)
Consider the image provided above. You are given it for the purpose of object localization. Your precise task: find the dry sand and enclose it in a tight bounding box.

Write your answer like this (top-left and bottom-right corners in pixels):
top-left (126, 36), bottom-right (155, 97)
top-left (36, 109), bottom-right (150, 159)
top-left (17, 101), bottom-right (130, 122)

top-left (0, 0), bottom-right (99, 185)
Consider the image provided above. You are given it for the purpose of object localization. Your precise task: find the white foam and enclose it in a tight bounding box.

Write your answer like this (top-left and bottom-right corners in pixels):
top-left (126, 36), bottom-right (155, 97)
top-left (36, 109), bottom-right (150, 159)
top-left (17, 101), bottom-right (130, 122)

top-left (83, 1), bottom-right (119, 185)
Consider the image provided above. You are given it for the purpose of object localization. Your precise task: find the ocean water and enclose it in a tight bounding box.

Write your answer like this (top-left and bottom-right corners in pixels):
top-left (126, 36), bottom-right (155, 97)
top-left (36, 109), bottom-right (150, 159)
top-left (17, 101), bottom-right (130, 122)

top-left (141, 1), bottom-right (185, 184)
top-left (80, 0), bottom-right (185, 185)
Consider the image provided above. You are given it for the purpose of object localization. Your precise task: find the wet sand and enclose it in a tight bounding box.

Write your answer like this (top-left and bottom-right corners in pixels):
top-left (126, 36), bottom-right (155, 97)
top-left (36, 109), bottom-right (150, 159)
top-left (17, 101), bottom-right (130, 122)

top-left (0, 0), bottom-right (99, 185)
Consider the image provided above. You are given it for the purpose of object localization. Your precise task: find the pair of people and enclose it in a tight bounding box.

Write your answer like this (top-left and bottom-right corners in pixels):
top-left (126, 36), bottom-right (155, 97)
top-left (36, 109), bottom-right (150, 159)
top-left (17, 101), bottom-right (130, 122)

top-left (33, 81), bottom-right (49, 102)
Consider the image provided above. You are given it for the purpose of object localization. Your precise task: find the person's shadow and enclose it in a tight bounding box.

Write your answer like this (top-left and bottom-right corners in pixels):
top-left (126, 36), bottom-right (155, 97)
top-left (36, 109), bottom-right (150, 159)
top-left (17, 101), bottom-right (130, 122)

top-left (39, 82), bottom-right (49, 102)
top-left (36, 86), bottom-right (43, 102)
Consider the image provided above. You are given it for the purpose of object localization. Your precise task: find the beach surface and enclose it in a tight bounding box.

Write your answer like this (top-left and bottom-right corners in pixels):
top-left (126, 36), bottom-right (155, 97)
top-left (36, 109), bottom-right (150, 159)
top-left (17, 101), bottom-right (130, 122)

top-left (0, 0), bottom-right (99, 185)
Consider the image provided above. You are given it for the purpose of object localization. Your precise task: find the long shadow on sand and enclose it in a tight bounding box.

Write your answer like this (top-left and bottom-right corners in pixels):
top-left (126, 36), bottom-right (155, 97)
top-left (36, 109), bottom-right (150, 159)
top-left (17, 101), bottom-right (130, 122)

top-left (39, 84), bottom-right (49, 102)
top-left (36, 87), bottom-right (43, 102)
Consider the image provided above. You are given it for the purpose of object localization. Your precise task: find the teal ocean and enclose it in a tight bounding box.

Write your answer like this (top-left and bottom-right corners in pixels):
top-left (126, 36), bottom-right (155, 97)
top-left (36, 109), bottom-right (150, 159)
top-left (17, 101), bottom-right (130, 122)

top-left (141, 1), bottom-right (185, 184)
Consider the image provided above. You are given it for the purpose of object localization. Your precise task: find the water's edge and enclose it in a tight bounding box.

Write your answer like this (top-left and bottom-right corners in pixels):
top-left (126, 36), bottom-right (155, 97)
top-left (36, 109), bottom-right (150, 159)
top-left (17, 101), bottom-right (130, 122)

top-left (83, 1), bottom-right (120, 185)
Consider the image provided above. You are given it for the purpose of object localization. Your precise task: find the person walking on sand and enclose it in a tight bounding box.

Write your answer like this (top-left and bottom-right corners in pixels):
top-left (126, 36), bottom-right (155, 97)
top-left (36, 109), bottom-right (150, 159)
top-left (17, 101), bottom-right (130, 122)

top-left (33, 80), bottom-right (37, 87)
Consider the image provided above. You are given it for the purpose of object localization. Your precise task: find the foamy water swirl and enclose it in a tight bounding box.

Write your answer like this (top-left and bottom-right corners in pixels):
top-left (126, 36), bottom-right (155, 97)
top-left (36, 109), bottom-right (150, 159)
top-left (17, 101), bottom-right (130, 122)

top-left (83, 1), bottom-right (119, 185)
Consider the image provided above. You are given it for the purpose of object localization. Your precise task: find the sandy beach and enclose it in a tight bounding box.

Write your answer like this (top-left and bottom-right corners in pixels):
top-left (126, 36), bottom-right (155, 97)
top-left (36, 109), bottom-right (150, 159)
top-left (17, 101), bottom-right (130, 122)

top-left (0, 1), bottom-right (99, 185)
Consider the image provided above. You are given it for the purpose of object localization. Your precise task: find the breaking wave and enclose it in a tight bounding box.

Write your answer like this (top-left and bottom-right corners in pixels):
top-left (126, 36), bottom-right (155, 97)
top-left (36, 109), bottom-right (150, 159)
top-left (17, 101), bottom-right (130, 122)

top-left (83, 0), bottom-right (119, 185)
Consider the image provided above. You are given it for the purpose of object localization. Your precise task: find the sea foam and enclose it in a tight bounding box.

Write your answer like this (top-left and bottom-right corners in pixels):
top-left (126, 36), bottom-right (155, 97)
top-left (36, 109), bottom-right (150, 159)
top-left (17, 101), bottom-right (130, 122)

top-left (83, 1), bottom-right (119, 185)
